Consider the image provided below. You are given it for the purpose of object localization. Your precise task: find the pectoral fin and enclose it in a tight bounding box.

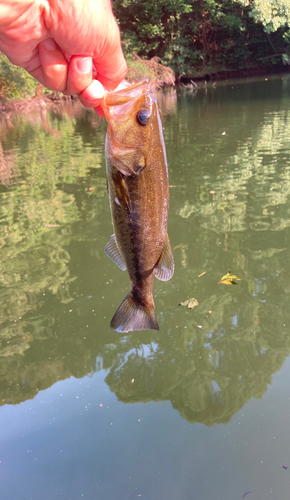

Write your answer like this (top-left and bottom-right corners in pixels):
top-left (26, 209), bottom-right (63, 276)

top-left (155, 234), bottom-right (174, 281)
top-left (105, 234), bottom-right (126, 271)
top-left (112, 171), bottom-right (131, 210)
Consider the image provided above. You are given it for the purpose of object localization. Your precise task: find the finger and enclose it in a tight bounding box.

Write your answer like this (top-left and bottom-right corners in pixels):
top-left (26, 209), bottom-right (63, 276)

top-left (79, 79), bottom-right (105, 108)
top-left (94, 105), bottom-right (105, 118)
top-left (93, 20), bottom-right (127, 91)
top-left (22, 53), bottom-right (46, 86)
top-left (94, 56), bottom-right (127, 92)
top-left (38, 39), bottom-right (68, 91)
top-left (65, 56), bottom-right (93, 95)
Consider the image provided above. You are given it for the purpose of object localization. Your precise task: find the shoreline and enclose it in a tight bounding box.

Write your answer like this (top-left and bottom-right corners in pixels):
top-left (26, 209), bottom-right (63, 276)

top-left (181, 65), bottom-right (290, 83)
top-left (0, 92), bottom-right (78, 118)
top-left (1, 65), bottom-right (289, 119)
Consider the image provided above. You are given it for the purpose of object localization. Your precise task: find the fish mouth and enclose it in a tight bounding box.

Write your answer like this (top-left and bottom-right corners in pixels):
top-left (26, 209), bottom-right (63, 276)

top-left (101, 79), bottom-right (153, 121)
top-left (105, 99), bottom-right (138, 123)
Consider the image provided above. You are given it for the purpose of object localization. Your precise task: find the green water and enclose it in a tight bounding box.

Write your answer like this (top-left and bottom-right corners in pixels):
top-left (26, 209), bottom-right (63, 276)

top-left (1, 75), bottom-right (290, 499)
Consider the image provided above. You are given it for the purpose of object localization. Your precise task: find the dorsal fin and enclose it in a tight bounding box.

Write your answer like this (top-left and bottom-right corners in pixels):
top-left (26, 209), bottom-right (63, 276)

top-left (155, 234), bottom-right (174, 281)
top-left (105, 234), bottom-right (126, 271)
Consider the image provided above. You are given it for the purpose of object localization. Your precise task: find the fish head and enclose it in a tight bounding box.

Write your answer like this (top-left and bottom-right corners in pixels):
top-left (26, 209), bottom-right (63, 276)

top-left (102, 79), bottom-right (165, 177)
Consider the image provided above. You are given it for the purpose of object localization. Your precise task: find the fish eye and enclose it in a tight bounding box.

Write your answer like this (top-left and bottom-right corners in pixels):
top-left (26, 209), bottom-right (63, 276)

top-left (136, 109), bottom-right (150, 126)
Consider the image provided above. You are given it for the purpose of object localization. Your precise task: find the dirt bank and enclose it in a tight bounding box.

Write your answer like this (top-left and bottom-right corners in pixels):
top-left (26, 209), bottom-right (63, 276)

top-left (0, 92), bottom-right (77, 119)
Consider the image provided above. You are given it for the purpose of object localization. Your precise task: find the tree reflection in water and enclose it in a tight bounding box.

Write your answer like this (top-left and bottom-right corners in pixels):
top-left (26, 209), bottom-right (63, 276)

top-left (0, 81), bottom-right (290, 428)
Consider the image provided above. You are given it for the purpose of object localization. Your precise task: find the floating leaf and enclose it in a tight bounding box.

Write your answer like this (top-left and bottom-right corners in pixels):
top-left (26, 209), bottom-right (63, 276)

top-left (179, 298), bottom-right (199, 309)
top-left (218, 271), bottom-right (241, 285)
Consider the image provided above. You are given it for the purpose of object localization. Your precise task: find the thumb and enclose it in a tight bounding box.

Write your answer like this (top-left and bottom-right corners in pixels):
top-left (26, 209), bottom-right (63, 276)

top-left (93, 20), bottom-right (127, 91)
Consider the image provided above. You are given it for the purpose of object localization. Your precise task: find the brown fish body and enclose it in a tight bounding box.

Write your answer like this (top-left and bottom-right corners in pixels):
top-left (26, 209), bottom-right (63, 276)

top-left (102, 80), bottom-right (174, 332)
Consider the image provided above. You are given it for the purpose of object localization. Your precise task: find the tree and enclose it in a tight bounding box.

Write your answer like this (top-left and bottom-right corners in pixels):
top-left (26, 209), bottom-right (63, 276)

top-left (238, 0), bottom-right (290, 32)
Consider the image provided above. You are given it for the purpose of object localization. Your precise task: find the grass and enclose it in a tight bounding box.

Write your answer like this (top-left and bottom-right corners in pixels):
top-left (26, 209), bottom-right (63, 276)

top-left (0, 54), bottom-right (39, 101)
top-left (126, 53), bottom-right (175, 88)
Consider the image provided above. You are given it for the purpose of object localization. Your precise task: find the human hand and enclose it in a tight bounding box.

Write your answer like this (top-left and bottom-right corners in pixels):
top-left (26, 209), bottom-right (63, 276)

top-left (0, 0), bottom-right (127, 114)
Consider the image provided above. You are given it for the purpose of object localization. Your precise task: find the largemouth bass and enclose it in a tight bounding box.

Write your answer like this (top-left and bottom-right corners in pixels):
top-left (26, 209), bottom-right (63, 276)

top-left (102, 80), bottom-right (174, 333)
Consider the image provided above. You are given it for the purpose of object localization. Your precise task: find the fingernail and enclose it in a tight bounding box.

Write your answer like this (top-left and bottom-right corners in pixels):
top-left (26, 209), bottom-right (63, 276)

top-left (76, 57), bottom-right (92, 74)
top-left (42, 38), bottom-right (57, 51)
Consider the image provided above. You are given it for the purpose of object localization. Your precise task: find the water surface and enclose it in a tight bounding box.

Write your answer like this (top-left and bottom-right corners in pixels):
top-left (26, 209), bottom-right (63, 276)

top-left (1, 76), bottom-right (290, 499)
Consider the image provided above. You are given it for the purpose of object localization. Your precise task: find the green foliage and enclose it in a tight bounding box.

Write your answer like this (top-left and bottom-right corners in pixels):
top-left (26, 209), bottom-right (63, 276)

top-left (114, 0), bottom-right (192, 57)
top-left (238, 0), bottom-right (290, 32)
top-left (127, 55), bottom-right (175, 86)
top-left (126, 58), bottom-right (156, 81)
top-left (114, 0), bottom-right (196, 75)
top-left (113, 0), bottom-right (290, 76)
top-left (0, 54), bottom-right (38, 101)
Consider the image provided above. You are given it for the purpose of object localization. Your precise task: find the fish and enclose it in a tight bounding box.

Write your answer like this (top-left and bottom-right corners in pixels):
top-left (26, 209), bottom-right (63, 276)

top-left (101, 79), bottom-right (174, 333)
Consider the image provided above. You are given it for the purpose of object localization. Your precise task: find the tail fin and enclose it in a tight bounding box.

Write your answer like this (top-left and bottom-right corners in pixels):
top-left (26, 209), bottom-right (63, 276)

top-left (110, 292), bottom-right (159, 333)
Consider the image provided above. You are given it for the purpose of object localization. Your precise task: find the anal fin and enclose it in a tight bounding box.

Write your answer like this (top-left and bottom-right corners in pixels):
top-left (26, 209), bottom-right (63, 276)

top-left (105, 234), bottom-right (126, 271)
top-left (155, 234), bottom-right (174, 281)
